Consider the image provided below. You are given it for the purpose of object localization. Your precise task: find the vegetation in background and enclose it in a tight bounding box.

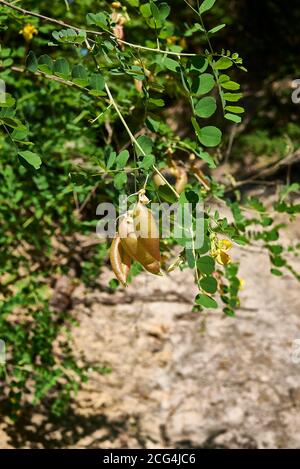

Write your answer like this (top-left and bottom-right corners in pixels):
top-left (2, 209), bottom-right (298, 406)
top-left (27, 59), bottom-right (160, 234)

top-left (0, 0), bottom-right (299, 420)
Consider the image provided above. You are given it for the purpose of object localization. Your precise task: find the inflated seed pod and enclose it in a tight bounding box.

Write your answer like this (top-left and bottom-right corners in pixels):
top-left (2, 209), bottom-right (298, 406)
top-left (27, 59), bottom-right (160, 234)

top-left (119, 214), bottom-right (161, 275)
top-left (133, 202), bottom-right (160, 262)
top-left (175, 167), bottom-right (188, 194)
top-left (109, 234), bottom-right (131, 286)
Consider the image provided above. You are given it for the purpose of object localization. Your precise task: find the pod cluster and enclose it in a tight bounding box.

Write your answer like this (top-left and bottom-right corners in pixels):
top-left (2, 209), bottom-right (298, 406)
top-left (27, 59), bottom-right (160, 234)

top-left (110, 192), bottom-right (161, 286)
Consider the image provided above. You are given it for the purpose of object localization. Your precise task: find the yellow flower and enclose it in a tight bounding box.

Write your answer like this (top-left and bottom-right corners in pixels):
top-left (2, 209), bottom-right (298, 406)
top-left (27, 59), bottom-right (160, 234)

top-left (167, 36), bottom-right (178, 45)
top-left (217, 239), bottom-right (232, 251)
top-left (19, 24), bottom-right (38, 42)
top-left (211, 238), bottom-right (233, 266)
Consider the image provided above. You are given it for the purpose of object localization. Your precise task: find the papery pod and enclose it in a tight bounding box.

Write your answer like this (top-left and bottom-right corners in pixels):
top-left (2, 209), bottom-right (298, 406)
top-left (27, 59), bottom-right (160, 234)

top-left (175, 167), bottom-right (188, 194)
top-left (109, 234), bottom-right (131, 286)
top-left (133, 202), bottom-right (161, 262)
top-left (119, 214), bottom-right (161, 275)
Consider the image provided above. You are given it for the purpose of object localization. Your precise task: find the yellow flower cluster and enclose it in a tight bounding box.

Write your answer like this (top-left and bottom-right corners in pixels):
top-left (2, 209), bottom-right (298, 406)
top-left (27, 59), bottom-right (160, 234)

top-left (167, 36), bottom-right (187, 49)
top-left (19, 23), bottom-right (38, 42)
top-left (211, 239), bottom-right (233, 266)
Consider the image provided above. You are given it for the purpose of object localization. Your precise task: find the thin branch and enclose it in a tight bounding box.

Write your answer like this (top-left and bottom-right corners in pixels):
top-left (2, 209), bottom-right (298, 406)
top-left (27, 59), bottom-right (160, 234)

top-left (224, 150), bottom-right (300, 194)
top-left (10, 65), bottom-right (89, 92)
top-left (84, 37), bottom-right (180, 199)
top-left (0, 0), bottom-right (85, 32)
top-left (0, 0), bottom-right (196, 57)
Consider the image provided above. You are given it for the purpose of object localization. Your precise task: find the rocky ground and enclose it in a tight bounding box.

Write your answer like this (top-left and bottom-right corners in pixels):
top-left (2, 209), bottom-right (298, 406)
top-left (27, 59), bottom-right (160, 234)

top-left (1, 216), bottom-right (300, 449)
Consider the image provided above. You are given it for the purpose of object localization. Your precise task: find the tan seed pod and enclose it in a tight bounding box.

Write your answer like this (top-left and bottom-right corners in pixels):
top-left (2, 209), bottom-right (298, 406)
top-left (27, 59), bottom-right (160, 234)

top-left (119, 214), bottom-right (161, 275)
top-left (133, 202), bottom-right (161, 262)
top-left (110, 234), bottom-right (131, 286)
top-left (175, 167), bottom-right (188, 194)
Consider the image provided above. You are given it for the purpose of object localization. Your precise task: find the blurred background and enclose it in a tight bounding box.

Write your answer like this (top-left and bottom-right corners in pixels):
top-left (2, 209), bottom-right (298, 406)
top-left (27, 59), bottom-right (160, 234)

top-left (0, 0), bottom-right (300, 448)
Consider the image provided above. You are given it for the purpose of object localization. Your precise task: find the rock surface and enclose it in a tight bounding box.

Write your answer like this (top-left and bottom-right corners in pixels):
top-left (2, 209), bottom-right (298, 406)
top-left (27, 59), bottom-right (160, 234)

top-left (1, 228), bottom-right (300, 449)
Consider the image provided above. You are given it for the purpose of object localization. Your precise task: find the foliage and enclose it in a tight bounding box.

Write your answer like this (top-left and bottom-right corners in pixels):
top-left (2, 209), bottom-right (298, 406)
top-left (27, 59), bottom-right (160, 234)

top-left (0, 0), bottom-right (299, 419)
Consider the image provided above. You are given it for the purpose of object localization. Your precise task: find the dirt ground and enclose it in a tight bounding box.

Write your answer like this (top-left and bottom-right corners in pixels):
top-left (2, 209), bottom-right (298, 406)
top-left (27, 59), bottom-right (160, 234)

top-left (1, 215), bottom-right (300, 449)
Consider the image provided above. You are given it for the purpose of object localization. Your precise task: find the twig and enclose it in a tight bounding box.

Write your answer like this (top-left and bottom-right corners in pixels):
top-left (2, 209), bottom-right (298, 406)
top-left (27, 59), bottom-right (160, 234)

top-left (225, 150), bottom-right (300, 194)
top-left (78, 182), bottom-right (100, 214)
top-left (0, 0), bottom-right (196, 57)
top-left (10, 65), bottom-right (88, 92)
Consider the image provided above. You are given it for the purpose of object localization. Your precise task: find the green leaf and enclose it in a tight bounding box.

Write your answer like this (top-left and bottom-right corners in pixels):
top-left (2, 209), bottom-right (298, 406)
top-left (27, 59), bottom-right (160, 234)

top-left (158, 185), bottom-right (178, 203)
top-left (106, 151), bottom-right (116, 170)
top-left (53, 58), bottom-right (70, 79)
top-left (140, 3), bottom-right (152, 18)
top-left (193, 73), bottom-right (215, 95)
top-left (219, 74), bottom-right (230, 83)
top-left (197, 256), bottom-right (215, 274)
top-left (148, 98), bottom-right (165, 107)
top-left (164, 57), bottom-right (180, 72)
top-left (185, 190), bottom-right (199, 204)
top-left (37, 55), bottom-right (53, 74)
top-left (139, 154), bottom-right (155, 170)
top-left (225, 105), bottom-right (245, 114)
top-left (127, 0), bottom-right (140, 5)
top-left (188, 56), bottom-right (208, 72)
top-left (197, 237), bottom-right (210, 254)
top-left (195, 293), bottom-right (218, 309)
top-left (195, 96), bottom-right (217, 118)
top-left (221, 80), bottom-right (240, 90)
top-left (89, 74), bottom-right (105, 93)
top-left (191, 116), bottom-right (201, 136)
top-left (159, 3), bottom-right (171, 20)
top-left (198, 126), bottom-right (222, 147)
top-left (135, 135), bottom-right (153, 157)
top-left (116, 150), bottom-right (130, 169)
top-left (52, 28), bottom-right (77, 43)
top-left (214, 57), bottom-right (232, 70)
top-left (18, 151), bottom-right (42, 169)
top-left (225, 113), bottom-right (242, 124)
top-left (186, 248), bottom-right (196, 268)
top-left (271, 268), bottom-right (283, 277)
top-left (71, 64), bottom-right (89, 86)
top-left (223, 92), bottom-right (243, 102)
top-left (199, 0), bottom-right (216, 14)
top-left (114, 172), bottom-right (127, 190)
top-left (146, 117), bottom-right (160, 132)
top-left (0, 93), bottom-right (15, 108)
top-left (199, 150), bottom-right (216, 168)
top-left (208, 24), bottom-right (226, 34)
top-left (271, 256), bottom-right (286, 268)
top-left (200, 276), bottom-right (218, 294)
top-left (150, 2), bottom-right (161, 22)
top-left (223, 307), bottom-right (235, 316)
top-left (26, 51), bottom-right (38, 72)
top-left (76, 30), bottom-right (87, 44)
top-left (0, 117), bottom-right (26, 130)
top-left (185, 23), bottom-right (205, 37)
top-left (11, 127), bottom-right (29, 141)
top-left (86, 12), bottom-right (108, 29)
